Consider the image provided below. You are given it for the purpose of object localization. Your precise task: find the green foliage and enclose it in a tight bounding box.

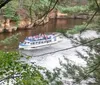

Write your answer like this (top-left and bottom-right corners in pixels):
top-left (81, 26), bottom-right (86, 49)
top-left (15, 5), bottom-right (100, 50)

top-left (56, 29), bottom-right (67, 36)
top-left (76, 38), bottom-right (100, 84)
top-left (57, 36), bottom-right (100, 84)
top-left (60, 57), bottom-right (86, 84)
top-left (0, 0), bottom-right (100, 85)
top-left (0, 51), bottom-right (49, 85)
top-left (66, 22), bottom-right (100, 34)
top-left (0, 33), bottom-right (21, 45)
top-left (57, 5), bottom-right (89, 14)
top-left (88, 0), bottom-right (100, 12)
top-left (1, 0), bottom-right (20, 26)
top-left (67, 25), bottom-right (85, 34)
top-left (2, 0), bottom-right (19, 18)
top-left (21, 0), bottom-right (54, 21)
top-left (86, 23), bottom-right (100, 31)
top-left (67, 22), bottom-right (100, 34)
top-left (0, 51), bottom-right (63, 85)
top-left (60, 0), bottom-right (100, 82)
top-left (45, 68), bottom-right (63, 85)
top-left (32, 0), bottom-right (56, 18)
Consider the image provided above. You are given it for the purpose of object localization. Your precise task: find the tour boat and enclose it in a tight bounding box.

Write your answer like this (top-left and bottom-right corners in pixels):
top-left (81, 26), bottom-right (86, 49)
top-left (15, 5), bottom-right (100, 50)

top-left (18, 33), bottom-right (62, 50)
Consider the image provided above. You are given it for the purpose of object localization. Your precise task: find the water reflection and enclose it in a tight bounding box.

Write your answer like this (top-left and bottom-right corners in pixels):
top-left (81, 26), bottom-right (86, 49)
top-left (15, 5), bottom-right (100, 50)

top-left (0, 18), bottom-right (85, 50)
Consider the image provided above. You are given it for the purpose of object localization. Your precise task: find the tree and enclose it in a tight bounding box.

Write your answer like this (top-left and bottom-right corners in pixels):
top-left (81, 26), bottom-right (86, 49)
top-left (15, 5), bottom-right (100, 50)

top-left (0, 51), bottom-right (63, 85)
top-left (57, 0), bottom-right (100, 84)
top-left (0, 51), bottom-right (49, 85)
top-left (0, 0), bottom-right (100, 85)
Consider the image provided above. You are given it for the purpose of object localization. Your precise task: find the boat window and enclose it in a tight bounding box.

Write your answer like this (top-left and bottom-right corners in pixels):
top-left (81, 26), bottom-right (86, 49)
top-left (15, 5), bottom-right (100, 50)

top-left (41, 41), bottom-right (43, 43)
top-left (28, 42), bottom-right (30, 44)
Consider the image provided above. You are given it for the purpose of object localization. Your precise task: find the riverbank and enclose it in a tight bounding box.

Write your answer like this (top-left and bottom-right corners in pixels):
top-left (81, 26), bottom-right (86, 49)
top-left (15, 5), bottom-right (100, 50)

top-left (0, 10), bottom-right (88, 33)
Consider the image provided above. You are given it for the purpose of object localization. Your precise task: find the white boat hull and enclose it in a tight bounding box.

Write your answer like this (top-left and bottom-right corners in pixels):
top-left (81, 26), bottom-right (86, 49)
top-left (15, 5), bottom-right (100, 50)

top-left (19, 37), bottom-right (61, 50)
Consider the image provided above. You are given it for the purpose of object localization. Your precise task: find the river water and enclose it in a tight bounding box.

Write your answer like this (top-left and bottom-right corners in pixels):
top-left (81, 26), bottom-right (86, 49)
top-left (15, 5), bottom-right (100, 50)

top-left (0, 18), bottom-right (85, 50)
top-left (0, 19), bottom-right (85, 40)
top-left (0, 18), bottom-right (86, 64)
top-left (1, 18), bottom-right (100, 85)
top-left (0, 18), bottom-right (86, 68)
top-left (19, 30), bottom-right (99, 85)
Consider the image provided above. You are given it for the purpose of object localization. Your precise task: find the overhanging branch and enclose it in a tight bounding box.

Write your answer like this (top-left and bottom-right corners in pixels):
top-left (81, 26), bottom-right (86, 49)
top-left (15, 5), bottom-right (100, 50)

top-left (0, 0), bottom-right (11, 9)
top-left (34, 0), bottom-right (58, 26)
top-left (80, 0), bottom-right (100, 33)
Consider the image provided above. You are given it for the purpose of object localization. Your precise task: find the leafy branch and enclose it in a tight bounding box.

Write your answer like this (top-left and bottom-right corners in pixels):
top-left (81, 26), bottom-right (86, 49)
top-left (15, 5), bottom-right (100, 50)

top-left (80, 0), bottom-right (100, 33)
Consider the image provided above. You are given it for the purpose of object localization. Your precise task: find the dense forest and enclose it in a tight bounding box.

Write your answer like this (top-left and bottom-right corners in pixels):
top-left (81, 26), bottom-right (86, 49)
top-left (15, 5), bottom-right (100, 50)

top-left (0, 0), bottom-right (88, 32)
top-left (0, 0), bottom-right (100, 85)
